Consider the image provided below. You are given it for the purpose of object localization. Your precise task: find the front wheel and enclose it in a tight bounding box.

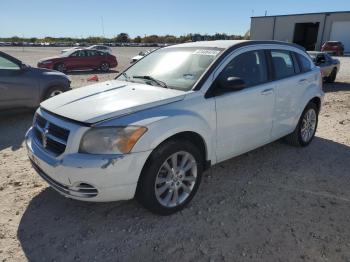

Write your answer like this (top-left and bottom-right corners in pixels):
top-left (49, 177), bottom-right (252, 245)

top-left (136, 140), bottom-right (204, 215)
top-left (284, 102), bottom-right (318, 147)
top-left (55, 63), bottom-right (66, 73)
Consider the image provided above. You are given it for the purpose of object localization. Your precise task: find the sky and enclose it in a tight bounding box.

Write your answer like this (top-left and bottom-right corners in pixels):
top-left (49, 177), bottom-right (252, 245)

top-left (1, 0), bottom-right (350, 38)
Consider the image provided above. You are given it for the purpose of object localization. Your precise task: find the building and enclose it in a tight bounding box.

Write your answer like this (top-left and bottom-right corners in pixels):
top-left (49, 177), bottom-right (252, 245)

top-left (250, 11), bottom-right (350, 52)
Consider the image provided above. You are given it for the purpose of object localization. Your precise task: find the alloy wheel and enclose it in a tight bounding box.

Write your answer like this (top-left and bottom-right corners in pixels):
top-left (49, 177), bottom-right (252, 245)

top-left (300, 108), bottom-right (317, 143)
top-left (154, 151), bottom-right (197, 208)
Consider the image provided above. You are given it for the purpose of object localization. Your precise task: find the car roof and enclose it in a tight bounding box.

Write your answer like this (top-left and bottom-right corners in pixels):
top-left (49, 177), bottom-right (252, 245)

top-left (165, 40), bottom-right (305, 51)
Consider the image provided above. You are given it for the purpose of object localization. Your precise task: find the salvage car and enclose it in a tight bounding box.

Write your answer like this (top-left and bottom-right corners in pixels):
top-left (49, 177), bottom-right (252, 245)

top-left (38, 49), bottom-right (117, 73)
top-left (0, 51), bottom-right (70, 110)
top-left (321, 41), bottom-right (344, 56)
top-left (26, 40), bottom-right (324, 215)
top-left (308, 51), bottom-right (340, 83)
top-left (87, 45), bottom-right (112, 54)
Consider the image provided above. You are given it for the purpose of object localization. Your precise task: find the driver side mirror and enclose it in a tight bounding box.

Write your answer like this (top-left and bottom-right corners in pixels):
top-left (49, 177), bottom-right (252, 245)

top-left (219, 76), bottom-right (246, 93)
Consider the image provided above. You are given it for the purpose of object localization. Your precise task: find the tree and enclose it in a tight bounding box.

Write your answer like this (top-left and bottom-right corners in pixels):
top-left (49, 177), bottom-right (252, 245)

top-left (133, 35), bottom-right (142, 43)
top-left (114, 33), bottom-right (130, 43)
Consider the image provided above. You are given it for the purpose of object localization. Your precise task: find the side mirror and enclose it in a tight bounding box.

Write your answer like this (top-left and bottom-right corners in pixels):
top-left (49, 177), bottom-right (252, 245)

top-left (20, 63), bottom-right (28, 70)
top-left (219, 77), bottom-right (246, 92)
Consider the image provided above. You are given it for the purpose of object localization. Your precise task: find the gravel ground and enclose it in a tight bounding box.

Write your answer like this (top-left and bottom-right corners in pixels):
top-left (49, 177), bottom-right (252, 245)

top-left (0, 47), bottom-right (350, 262)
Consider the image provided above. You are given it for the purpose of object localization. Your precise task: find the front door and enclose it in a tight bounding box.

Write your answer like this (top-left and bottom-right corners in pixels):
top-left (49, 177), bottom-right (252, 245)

top-left (214, 50), bottom-right (275, 162)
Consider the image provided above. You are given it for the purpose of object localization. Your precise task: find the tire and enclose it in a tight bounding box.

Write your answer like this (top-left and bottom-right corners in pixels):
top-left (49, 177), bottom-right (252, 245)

top-left (325, 68), bottom-right (337, 83)
top-left (55, 63), bottom-right (66, 73)
top-left (284, 102), bottom-right (318, 147)
top-left (42, 86), bottom-right (68, 101)
top-left (136, 139), bottom-right (204, 215)
top-left (99, 62), bottom-right (110, 72)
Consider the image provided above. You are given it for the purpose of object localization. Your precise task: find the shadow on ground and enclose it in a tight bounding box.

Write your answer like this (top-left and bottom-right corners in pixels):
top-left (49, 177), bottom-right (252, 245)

top-left (0, 109), bottom-right (34, 151)
top-left (323, 82), bottom-right (350, 92)
top-left (17, 137), bottom-right (350, 261)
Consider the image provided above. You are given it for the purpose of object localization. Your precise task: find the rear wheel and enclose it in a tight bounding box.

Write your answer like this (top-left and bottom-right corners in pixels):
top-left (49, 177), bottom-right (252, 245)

top-left (284, 102), bottom-right (318, 147)
top-left (326, 68), bottom-right (337, 83)
top-left (136, 139), bottom-right (204, 215)
top-left (99, 62), bottom-right (110, 72)
top-left (55, 63), bottom-right (66, 73)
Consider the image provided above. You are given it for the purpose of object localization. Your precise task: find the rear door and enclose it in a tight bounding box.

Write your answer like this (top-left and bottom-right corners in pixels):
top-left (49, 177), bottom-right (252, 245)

top-left (67, 50), bottom-right (88, 70)
top-left (0, 55), bottom-right (38, 109)
top-left (270, 50), bottom-right (313, 139)
top-left (85, 50), bottom-right (100, 69)
top-left (214, 49), bottom-right (275, 161)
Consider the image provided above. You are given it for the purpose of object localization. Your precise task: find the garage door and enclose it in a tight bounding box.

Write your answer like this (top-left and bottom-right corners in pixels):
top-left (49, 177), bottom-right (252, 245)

top-left (330, 21), bottom-right (350, 53)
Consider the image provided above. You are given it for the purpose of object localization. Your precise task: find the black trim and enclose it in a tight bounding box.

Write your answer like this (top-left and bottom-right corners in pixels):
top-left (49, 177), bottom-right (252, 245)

top-left (291, 52), bottom-right (301, 74)
top-left (264, 50), bottom-right (274, 81)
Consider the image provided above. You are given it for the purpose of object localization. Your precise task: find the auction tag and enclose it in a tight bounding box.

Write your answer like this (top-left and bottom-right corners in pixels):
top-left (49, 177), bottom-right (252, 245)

top-left (193, 49), bottom-right (220, 56)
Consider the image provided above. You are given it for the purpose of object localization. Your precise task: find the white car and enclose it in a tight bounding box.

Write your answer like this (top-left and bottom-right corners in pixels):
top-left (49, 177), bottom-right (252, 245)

top-left (60, 46), bottom-right (80, 54)
top-left (87, 45), bottom-right (112, 54)
top-left (131, 49), bottom-right (157, 63)
top-left (26, 40), bottom-right (324, 215)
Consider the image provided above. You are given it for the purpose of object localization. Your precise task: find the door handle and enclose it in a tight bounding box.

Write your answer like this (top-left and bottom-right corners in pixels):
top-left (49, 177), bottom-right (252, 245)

top-left (261, 88), bottom-right (273, 95)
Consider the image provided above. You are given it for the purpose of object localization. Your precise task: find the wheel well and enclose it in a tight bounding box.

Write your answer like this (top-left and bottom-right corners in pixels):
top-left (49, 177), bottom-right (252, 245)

top-left (310, 97), bottom-right (321, 112)
top-left (162, 131), bottom-right (207, 161)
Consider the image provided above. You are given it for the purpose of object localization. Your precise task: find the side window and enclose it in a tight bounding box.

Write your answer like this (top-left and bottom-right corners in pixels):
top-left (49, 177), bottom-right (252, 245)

top-left (86, 50), bottom-right (97, 56)
top-left (297, 53), bottom-right (313, 72)
top-left (220, 50), bottom-right (268, 87)
top-left (0, 56), bottom-right (20, 70)
top-left (271, 50), bottom-right (295, 79)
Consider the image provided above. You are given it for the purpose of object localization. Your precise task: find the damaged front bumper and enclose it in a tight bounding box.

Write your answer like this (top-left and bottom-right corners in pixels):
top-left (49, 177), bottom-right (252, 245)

top-left (25, 127), bottom-right (152, 202)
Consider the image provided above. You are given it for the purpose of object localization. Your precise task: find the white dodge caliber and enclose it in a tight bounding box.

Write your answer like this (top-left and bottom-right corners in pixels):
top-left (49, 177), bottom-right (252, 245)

top-left (26, 40), bottom-right (324, 215)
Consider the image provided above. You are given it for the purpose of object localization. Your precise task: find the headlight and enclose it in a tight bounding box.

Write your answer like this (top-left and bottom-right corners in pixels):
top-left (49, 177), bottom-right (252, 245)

top-left (79, 126), bottom-right (147, 154)
top-left (41, 60), bottom-right (52, 64)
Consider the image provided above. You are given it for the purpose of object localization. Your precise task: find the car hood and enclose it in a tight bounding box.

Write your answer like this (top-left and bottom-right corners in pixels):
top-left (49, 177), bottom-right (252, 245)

top-left (40, 80), bottom-right (185, 124)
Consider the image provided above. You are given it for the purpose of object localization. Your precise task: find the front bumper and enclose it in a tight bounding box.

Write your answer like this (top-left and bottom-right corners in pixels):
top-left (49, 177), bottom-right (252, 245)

top-left (25, 127), bottom-right (152, 202)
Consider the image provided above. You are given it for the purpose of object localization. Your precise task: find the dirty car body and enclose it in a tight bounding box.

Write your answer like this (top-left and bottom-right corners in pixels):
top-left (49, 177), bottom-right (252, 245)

top-left (26, 40), bottom-right (324, 214)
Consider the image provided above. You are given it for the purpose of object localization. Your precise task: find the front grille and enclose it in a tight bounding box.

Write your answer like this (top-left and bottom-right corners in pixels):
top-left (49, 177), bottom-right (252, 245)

top-left (33, 114), bottom-right (70, 156)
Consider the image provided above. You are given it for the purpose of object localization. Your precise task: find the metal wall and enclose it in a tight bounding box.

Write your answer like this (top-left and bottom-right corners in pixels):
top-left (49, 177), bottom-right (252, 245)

top-left (250, 12), bottom-right (350, 51)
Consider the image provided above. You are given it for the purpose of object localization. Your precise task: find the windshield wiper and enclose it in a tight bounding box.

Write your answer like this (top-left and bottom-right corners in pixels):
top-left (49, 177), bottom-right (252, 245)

top-left (132, 75), bottom-right (168, 88)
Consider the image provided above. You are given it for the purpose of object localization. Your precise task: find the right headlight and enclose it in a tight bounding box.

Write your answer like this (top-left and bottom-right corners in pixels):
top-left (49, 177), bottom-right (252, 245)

top-left (79, 126), bottom-right (147, 155)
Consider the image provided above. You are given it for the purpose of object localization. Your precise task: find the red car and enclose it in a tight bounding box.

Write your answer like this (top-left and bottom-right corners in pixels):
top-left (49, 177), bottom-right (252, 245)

top-left (37, 49), bottom-right (117, 72)
top-left (321, 41), bottom-right (344, 56)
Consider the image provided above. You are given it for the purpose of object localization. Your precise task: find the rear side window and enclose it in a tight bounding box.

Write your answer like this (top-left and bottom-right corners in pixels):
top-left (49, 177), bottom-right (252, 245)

top-left (220, 50), bottom-right (268, 87)
top-left (297, 53), bottom-right (312, 72)
top-left (271, 50), bottom-right (295, 79)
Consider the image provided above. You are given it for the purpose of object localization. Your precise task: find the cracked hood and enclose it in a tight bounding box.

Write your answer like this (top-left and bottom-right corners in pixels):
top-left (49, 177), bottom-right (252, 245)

top-left (40, 80), bottom-right (185, 123)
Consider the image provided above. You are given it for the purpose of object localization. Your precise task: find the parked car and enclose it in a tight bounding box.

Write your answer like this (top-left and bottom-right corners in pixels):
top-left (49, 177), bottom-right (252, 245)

top-left (60, 46), bottom-right (80, 54)
top-left (87, 45), bottom-right (112, 54)
top-left (26, 40), bottom-right (323, 215)
top-left (38, 49), bottom-right (117, 73)
top-left (0, 51), bottom-right (70, 110)
top-left (131, 49), bottom-right (157, 63)
top-left (308, 51), bottom-right (340, 83)
top-left (321, 41), bottom-right (344, 56)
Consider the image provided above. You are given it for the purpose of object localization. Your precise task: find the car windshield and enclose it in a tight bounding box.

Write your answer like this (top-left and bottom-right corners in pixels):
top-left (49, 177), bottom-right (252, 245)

top-left (117, 47), bottom-right (223, 91)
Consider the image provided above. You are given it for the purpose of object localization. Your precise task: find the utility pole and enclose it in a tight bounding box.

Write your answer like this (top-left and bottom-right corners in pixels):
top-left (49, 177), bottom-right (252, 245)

top-left (100, 16), bottom-right (105, 38)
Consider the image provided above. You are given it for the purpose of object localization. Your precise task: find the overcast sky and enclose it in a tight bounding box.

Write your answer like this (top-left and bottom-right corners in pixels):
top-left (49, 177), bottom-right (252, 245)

top-left (1, 0), bottom-right (350, 38)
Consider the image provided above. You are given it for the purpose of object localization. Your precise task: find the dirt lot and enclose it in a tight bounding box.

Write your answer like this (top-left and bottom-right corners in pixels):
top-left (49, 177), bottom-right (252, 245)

top-left (0, 47), bottom-right (350, 262)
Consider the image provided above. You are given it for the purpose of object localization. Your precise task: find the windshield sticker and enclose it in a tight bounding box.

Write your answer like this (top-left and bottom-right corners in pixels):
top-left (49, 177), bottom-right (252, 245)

top-left (193, 49), bottom-right (220, 56)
